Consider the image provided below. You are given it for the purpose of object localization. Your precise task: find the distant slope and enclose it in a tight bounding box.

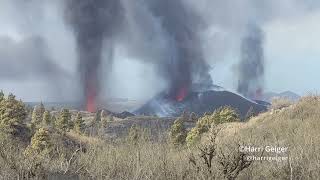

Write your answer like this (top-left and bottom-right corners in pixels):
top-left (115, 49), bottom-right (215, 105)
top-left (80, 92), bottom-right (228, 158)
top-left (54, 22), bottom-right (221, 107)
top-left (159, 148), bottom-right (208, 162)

top-left (262, 91), bottom-right (301, 102)
top-left (135, 90), bottom-right (268, 118)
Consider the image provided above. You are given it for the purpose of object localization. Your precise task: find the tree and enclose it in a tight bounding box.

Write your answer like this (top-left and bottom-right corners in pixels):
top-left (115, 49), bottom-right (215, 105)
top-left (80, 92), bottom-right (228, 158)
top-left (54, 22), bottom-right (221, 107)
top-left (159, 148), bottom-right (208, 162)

top-left (74, 112), bottom-right (85, 134)
top-left (31, 103), bottom-right (46, 126)
top-left (39, 102), bottom-right (45, 117)
top-left (56, 109), bottom-right (71, 133)
top-left (169, 117), bottom-right (187, 146)
top-left (94, 111), bottom-right (101, 122)
top-left (0, 93), bottom-right (27, 136)
top-left (186, 107), bottom-right (240, 146)
top-left (217, 143), bottom-right (252, 180)
top-left (51, 115), bottom-right (57, 127)
top-left (213, 106), bottom-right (240, 125)
top-left (0, 90), bottom-right (4, 102)
top-left (186, 113), bottom-right (213, 146)
top-left (25, 128), bottom-right (52, 156)
top-left (42, 110), bottom-right (51, 126)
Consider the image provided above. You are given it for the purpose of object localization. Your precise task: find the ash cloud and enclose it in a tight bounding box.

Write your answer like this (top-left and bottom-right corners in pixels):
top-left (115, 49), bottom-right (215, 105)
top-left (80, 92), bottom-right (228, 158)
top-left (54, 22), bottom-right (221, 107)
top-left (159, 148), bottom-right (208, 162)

top-left (63, 0), bottom-right (123, 110)
top-left (0, 36), bottom-right (70, 80)
top-left (1, 0), bottom-right (320, 102)
top-left (237, 24), bottom-right (265, 99)
top-left (122, 0), bottom-right (213, 99)
top-left (0, 35), bottom-right (75, 101)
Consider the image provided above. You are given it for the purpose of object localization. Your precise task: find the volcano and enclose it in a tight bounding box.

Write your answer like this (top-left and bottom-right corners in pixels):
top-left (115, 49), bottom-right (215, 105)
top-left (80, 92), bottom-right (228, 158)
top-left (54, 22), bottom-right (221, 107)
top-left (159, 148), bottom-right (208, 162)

top-left (134, 90), bottom-right (268, 119)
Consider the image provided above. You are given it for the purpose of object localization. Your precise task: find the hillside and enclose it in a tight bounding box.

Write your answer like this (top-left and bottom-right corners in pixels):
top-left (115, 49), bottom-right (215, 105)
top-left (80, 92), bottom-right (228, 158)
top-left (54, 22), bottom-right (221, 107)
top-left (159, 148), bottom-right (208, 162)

top-left (135, 90), bottom-right (268, 118)
top-left (0, 92), bottom-right (319, 179)
top-left (215, 95), bottom-right (320, 179)
top-left (262, 91), bottom-right (301, 102)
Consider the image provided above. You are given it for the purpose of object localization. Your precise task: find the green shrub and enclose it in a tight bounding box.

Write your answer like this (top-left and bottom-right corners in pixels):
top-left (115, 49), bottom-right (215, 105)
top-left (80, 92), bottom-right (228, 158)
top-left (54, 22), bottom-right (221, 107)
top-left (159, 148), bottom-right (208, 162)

top-left (212, 106), bottom-right (240, 124)
top-left (169, 117), bottom-right (187, 146)
top-left (74, 112), bottom-right (85, 134)
top-left (0, 93), bottom-right (27, 136)
top-left (56, 109), bottom-right (71, 133)
top-left (25, 128), bottom-right (52, 156)
top-left (186, 107), bottom-right (240, 146)
top-left (186, 113), bottom-right (212, 146)
top-left (42, 110), bottom-right (51, 126)
top-left (31, 103), bottom-right (45, 126)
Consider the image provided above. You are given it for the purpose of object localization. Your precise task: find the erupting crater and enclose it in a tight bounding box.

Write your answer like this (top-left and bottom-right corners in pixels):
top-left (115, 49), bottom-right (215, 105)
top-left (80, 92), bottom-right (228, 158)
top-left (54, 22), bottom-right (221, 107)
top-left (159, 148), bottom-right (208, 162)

top-left (135, 89), bottom-right (268, 118)
top-left (86, 83), bottom-right (97, 112)
top-left (175, 87), bottom-right (188, 102)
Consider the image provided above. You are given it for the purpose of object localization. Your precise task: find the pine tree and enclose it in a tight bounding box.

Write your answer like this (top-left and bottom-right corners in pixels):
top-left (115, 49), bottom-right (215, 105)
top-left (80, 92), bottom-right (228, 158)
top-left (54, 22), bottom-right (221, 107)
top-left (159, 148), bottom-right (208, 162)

top-left (94, 111), bottom-right (101, 122)
top-left (39, 102), bottom-right (45, 117)
top-left (169, 117), bottom-right (187, 146)
top-left (0, 90), bottom-right (4, 103)
top-left (74, 112), bottom-right (85, 134)
top-left (25, 128), bottom-right (52, 156)
top-left (31, 103), bottom-right (46, 126)
top-left (42, 110), bottom-right (51, 126)
top-left (51, 115), bottom-right (57, 127)
top-left (56, 108), bottom-right (71, 133)
top-left (0, 93), bottom-right (27, 136)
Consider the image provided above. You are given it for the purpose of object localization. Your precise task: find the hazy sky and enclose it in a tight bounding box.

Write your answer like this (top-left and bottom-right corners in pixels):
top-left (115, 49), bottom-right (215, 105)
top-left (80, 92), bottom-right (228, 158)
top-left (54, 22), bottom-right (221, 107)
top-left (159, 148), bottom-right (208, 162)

top-left (213, 11), bottom-right (320, 96)
top-left (0, 0), bottom-right (319, 101)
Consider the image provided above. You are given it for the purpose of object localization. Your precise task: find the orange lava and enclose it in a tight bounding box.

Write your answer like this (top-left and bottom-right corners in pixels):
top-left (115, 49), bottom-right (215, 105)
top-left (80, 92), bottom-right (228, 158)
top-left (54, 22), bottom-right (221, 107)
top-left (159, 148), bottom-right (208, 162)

top-left (176, 87), bottom-right (188, 102)
top-left (86, 86), bottom-right (96, 112)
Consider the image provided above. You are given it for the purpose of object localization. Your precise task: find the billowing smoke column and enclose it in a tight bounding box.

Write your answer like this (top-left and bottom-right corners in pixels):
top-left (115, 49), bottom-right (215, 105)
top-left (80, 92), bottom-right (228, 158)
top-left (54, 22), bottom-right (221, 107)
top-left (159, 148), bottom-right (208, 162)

top-left (145, 0), bottom-right (212, 101)
top-left (64, 0), bottom-right (122, 112)
top-left (237, 24), bottom-right (265, 100)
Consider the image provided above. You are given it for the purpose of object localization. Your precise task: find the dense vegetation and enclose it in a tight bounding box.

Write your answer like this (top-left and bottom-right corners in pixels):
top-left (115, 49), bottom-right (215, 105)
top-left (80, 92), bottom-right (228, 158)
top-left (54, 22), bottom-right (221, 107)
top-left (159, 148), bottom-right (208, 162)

top-left (0, 90), bottom-right (319, 179)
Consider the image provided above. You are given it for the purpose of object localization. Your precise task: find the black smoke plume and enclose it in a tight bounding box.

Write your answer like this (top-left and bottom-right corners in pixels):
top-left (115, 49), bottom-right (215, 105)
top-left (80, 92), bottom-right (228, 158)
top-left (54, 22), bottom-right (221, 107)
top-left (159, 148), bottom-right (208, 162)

top-left (64, 0), bottom-right (123, 111)
top-left (144, 0), bottom-right (213, 101)
top-left (237, 24), bottom-right (265, 100)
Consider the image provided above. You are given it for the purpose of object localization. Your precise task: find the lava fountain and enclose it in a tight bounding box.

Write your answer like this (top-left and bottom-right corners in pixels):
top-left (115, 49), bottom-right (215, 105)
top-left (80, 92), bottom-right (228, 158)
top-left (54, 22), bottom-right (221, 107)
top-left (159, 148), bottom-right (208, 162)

top-left (175, 86), bottom-right (188, 102)
top-left (64, 0), bottom-right (123, 112)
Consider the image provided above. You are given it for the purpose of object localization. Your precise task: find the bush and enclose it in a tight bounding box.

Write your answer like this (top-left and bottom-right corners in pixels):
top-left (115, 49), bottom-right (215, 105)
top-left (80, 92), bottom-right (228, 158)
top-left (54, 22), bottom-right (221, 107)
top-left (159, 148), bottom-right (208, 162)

top-left (31, 103), bottom-right (45, 126)
top-left (169, 117), bottom-right (187, 146)
top-left (0, 93), bottom-right (27, 136)
top-left (56, 109), bottom-right (71, 133)
top-left (74, 112), bottom-right (85, 135)
top-left (186, 114), bottom-right (212, 146)
top-left (212, 106), bottom-right (240, 124)
top-left (42, 110), bottom-right (51, 126)
top-left (186, 107), bottom-right (240, 146)
top-left (25, 128), bottom-right (52, 156)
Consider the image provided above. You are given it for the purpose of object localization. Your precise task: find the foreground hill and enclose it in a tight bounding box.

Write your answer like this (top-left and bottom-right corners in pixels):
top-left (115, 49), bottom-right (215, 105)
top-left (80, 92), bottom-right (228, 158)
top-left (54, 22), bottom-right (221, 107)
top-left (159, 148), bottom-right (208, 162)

top-left (1, 91), bottom-right (319, 179)
top-left (215, 95), bottom-right (320, 179)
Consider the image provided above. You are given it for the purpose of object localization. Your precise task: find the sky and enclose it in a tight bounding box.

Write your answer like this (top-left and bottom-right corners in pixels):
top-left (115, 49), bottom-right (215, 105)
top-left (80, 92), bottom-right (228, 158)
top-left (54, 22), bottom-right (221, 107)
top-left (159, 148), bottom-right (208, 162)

top-left (213, 10), bottom-right (320, 96)
top-left (0, 0), bottom-right (319, 102)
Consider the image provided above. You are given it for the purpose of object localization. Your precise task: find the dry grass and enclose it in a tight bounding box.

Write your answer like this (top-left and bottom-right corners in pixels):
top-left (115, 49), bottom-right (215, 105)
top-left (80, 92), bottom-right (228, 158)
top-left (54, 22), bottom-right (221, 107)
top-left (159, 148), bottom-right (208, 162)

top-left (0, 96), bottom-right (320, 179)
